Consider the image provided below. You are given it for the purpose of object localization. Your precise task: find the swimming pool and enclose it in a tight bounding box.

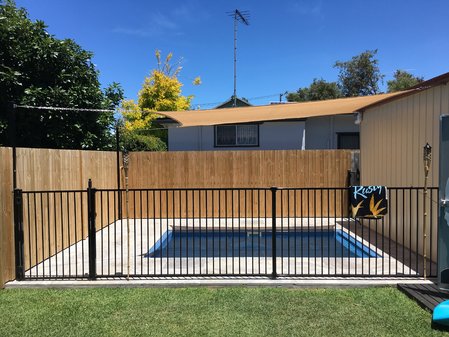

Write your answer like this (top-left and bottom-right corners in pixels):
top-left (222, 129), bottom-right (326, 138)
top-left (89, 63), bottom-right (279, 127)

top-left (145, 229), bottom-right (380, 258)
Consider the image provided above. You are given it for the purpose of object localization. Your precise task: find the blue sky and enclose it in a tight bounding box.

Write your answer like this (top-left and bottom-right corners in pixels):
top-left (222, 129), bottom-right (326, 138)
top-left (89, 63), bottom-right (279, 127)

top-left (16, 0), bottom-right (449, 108)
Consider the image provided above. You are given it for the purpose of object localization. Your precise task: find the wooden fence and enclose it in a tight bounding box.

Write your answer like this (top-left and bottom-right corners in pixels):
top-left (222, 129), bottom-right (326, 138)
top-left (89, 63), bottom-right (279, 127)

top-left (128, 150), bottom-right (353, 188)
top-left (0, 148), bottom-right (355, 286)
top-left (0, 147), bottom-right (119, 286)
top-left (0, 148), bottom-right (13, 288)
top-left (124, 188), bottom-right (350, 221)
top-left (125, 150), bottom-right (353, 219)
top-left (15, 147), bottom-right (119, 190)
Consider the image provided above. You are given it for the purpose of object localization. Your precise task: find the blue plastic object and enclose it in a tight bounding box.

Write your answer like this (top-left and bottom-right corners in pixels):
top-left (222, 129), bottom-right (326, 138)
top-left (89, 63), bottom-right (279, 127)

top-left (433, 300), bottom-right (449, 327)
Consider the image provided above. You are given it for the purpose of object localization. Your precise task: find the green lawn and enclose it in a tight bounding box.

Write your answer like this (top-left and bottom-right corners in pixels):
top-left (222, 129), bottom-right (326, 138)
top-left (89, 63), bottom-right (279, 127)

top-left (0, 287), bottom-right (447, 337)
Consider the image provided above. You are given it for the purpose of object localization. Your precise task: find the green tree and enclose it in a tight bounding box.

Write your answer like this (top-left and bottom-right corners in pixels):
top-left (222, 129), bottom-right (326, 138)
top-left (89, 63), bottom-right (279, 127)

top-left (334, 50), bottom-right (384, 97)
top-left (287, 78), bottom-right (342, 102)
top-left (387, 70), bottom-right (423, 92)
top-left (0, 0), bottom-right (122, 149)
top-left (119, 100), bottom-right (167, 152)
top-left (120, 50), bottom-right (199, 151)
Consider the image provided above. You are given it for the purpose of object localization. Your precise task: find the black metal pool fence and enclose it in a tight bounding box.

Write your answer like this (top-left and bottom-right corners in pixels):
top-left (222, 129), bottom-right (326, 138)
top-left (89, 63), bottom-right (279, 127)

top-left (14, 183), bottom-right (439, 280)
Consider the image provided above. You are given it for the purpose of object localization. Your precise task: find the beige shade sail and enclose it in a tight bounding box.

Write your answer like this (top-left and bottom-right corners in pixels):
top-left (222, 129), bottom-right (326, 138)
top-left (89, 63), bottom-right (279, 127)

top-left (159, 90), bottom-right (415, 127)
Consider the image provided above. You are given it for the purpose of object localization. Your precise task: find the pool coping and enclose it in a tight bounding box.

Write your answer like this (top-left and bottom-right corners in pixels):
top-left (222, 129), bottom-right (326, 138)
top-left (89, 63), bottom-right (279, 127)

top-left (5, 277), bottom-right (435, 289)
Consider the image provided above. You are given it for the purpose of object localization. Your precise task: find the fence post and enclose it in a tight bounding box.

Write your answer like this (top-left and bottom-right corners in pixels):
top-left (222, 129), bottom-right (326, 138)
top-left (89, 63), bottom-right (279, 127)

top-left (87, 179), bottom-right (97, 280)
top-left (271, 187), bottom-right (278, 279)
top-left (115, 123), bottom-right (122, 219)
top-left (13, 189), bottom-right (25, 280)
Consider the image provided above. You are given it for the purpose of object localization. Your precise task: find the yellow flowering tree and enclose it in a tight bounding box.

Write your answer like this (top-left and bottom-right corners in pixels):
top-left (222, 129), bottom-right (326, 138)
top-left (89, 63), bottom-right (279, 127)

top-left (120, 50), bottom-right (200, 151)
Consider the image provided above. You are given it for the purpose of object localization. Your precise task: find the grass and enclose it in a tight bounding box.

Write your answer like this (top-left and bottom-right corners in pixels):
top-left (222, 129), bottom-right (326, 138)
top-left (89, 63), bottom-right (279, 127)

top-left (0, 286), bottom-right (447, 337)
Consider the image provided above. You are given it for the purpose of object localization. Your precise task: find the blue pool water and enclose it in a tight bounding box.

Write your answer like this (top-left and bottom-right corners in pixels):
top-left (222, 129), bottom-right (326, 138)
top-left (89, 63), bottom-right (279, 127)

top-left (145, 230), bottom-right (380, 258)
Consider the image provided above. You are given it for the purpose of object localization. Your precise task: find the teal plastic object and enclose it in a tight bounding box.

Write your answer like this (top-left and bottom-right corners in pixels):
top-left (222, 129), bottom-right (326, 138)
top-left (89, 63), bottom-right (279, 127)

top-left (433, 300), bottom-right (449, 327)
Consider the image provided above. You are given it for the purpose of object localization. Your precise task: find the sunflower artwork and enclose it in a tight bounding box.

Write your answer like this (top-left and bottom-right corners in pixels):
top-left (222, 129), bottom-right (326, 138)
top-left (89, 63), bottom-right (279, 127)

top-left (349, 186), bottom-right (388, 218)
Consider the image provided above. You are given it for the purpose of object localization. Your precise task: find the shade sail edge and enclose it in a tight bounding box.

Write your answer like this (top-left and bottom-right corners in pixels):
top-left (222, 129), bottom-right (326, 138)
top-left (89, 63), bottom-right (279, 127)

top-left (160, 90), bottom-right (416, 127)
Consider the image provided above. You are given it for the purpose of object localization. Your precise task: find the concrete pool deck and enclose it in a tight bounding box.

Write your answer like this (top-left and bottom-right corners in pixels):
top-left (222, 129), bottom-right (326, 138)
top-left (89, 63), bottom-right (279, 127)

top-left (5, 277), bottom-right (434, 289)
top-left (21, 218), bottom-right (433, 280)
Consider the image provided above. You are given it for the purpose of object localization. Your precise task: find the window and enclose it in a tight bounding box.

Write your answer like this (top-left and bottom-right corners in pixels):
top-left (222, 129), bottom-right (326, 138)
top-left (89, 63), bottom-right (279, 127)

top-left (337, 132), bottom-right (360, 149)
top-left (215, 124), bottom-right (259, 147)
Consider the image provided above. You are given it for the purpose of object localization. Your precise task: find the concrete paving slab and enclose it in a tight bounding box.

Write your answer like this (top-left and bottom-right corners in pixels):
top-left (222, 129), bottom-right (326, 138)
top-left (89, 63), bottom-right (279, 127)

top-left (5, 277), bottom-right (435, 289)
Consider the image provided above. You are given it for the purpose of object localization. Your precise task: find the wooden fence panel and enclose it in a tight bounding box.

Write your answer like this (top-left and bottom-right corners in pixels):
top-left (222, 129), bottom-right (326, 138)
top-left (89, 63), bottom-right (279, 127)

top-left (125, 150), bottom-right (353, 219)
top-left (0, 148), bottom-right (14, 287)
top-left (0, 147), bottom-right (119, 285)
top-left (127, 150), bottom-right (354, 189)
top-left (16, 148), bottom-right (119, 190)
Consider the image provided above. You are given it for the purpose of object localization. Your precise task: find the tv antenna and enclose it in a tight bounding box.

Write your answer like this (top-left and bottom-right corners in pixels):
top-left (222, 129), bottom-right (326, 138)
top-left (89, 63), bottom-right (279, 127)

top-left (227, 9), bottom-right (250, 107)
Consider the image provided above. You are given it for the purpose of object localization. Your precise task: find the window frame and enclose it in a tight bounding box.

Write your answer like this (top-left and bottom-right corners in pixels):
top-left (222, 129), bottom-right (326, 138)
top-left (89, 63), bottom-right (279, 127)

top-left (337, 132), bottom-right (360, 149)
top-left (214, 123), bottom-right (260, 148)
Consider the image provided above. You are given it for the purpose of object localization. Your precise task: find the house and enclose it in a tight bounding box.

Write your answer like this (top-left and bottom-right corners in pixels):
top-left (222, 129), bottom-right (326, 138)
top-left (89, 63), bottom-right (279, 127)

top-left (214, 96), bottom-right (252, 109)
top-left (160, 92), bottom-right (406, 151)
top-left (159, 71), bottom-right (449, 180)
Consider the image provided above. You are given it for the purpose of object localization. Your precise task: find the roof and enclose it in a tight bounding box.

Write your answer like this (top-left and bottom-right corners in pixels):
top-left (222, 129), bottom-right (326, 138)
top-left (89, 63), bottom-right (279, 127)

top-left (160, 90), bottom-right (414, 127)
top-left (409, 71), bottom-right (449, 89)
top-left (361, 71), bottom-right (449, 112)
top-left (215, 97), bottom-right (252, 109)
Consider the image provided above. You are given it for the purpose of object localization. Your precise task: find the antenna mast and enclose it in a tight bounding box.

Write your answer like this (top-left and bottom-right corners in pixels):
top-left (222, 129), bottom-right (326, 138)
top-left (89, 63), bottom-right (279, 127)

top-left (227, 9), bottom-right (249, 107)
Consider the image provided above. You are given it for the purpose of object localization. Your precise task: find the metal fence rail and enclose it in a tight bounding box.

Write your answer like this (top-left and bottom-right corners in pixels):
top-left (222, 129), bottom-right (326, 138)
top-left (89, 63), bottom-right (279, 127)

top-left (14, 183), bottom-right (439, 280)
